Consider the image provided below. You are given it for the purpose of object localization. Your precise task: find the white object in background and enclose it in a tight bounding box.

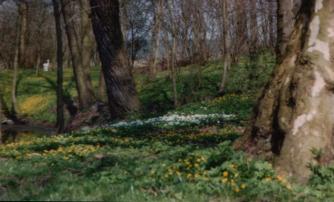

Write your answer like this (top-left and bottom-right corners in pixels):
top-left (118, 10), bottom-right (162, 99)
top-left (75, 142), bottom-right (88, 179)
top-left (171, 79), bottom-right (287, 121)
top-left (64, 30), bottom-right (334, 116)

top-left (43, 59), bottom-right (50, 72)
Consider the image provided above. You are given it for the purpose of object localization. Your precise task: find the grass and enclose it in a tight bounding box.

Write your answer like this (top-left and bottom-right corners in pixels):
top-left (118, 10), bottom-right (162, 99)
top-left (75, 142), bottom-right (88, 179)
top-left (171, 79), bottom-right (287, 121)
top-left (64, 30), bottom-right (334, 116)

top-left (0, 120), bottom-right (291, 201)
top-left (1, 114), bottom-right (334, 201)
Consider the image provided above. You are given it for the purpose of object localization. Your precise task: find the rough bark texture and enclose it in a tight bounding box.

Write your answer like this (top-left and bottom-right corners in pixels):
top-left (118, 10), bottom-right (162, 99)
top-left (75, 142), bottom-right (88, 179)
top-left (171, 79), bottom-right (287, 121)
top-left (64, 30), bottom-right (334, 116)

top-left (61, 0), bottom-right (96, 110)
top-left (236, 0), bottom-right (334, 183)
top-left (89, 0), bottom-right (139, 120)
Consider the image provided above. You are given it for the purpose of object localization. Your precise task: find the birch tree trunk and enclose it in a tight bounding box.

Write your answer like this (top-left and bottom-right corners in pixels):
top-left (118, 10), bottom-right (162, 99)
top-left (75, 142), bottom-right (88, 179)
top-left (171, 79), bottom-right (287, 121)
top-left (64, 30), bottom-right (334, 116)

top-left (237, 0), bottom-right (334, 183)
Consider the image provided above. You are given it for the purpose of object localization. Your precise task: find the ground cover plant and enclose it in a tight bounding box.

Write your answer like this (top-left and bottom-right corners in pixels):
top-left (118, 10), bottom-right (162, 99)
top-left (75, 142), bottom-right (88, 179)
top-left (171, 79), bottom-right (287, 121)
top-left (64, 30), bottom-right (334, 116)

top-left (0, 90), bottom-right (334, 201)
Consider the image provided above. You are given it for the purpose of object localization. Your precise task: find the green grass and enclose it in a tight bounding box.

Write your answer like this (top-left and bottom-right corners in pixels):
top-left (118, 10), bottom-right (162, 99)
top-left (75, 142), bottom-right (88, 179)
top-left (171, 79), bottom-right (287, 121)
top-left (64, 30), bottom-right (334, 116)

top-left (0, 123), bottom-right (288, 201)
top-left (1, 119), bottom-right (334, 201)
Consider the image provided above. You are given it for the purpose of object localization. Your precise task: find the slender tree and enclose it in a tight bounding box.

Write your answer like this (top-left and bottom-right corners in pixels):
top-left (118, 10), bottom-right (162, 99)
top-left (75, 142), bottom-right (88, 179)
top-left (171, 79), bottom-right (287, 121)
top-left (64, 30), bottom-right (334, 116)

top-left (89, 0), bottom-right (139, 119)
top-left (237, 0), bottom-right (334, 183)
top-left (52, 0), bottom-right (64, 133)
top-left (16, 0), bottom-right (28, 69)
top-left (10, 0), bottom-right (25, 115)
top-left (218, 0), bottom-right (231, 95)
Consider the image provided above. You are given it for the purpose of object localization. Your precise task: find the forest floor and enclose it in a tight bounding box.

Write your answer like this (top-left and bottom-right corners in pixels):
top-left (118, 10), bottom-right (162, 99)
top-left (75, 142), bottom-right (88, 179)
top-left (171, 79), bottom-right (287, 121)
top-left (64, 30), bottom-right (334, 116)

top-left (1, 54), bottom-right (334, 201)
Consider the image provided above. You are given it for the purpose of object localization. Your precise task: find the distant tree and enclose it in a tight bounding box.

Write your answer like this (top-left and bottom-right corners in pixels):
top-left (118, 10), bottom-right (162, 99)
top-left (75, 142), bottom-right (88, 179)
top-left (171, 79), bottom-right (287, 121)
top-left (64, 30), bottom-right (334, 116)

top-left (89, 0), bottom-right (140, 119)
top-left (218, 0), bottom-right (231, 95)
top-left (16, 0), bottom-right (28, 69)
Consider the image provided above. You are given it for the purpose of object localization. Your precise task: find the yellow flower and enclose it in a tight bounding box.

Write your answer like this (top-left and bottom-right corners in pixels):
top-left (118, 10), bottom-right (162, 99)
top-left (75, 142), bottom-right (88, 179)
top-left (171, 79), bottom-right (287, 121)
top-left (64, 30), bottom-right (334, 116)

top-left (221, 178), bottom-right (228, 183)
top-left (223, 171), bottom-right (229, 177)
top-left (241, 184), bottom-right (246, 189)
top-left (276, 175), bottom-right (283, 182)
top-left (234, 188), bottom-right (240, 193)
top-left (230, 164), bottom-right (236, 169)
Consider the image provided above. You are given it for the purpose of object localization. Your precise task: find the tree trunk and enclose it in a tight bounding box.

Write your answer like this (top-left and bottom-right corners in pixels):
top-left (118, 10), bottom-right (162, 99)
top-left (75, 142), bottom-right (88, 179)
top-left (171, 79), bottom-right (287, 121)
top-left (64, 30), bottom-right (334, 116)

top-left (248, 0), bottom-right (258, 56)
top-left (61, 0), bottom-right (96, 110)
top-left (89, 0), bottom-right (140, 120)
top-left (35, 52), bottom-right (41, 76)
top-left (17, 0), bottom-right (28, 69)
top-left (219, 0), bottom-right (231, 95)
top-left (276, 0), bottom-right (302, 62)
top-left (11, 15), bottom-right (20, 115)
top-left (52, 0), bottom-right (64, 133)
top-left (150, 0), bottom-right (163, 79)
top-left (171, 38), bottom-right (179, 107)
top-left (236, 0), bottom-right (334, 183)
top-left (98, 69), bottom-right (107, 102)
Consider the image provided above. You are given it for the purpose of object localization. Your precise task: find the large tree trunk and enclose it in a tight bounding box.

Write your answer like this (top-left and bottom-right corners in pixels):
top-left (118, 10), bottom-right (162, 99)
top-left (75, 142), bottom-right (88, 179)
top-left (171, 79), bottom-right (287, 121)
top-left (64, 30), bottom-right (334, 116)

top-left (52, 0), bottom-right (64, 133)
top-left (61, 0), bottom-right (96, 110)
top-left (236, 0), bottom-right (334, 183)
top-left (89, 0), bottom-right (139, 120)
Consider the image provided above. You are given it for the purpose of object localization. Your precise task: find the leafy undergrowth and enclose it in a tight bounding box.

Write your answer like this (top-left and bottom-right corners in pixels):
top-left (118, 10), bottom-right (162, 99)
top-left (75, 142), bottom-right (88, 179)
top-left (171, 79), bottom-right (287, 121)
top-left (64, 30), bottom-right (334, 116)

top-left (0, 121), bottom-right (333, 201)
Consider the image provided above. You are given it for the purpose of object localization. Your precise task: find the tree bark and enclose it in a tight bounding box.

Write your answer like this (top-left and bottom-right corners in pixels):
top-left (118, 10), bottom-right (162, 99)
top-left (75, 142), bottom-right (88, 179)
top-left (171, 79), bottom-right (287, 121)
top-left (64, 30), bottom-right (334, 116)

top-left (11, 11), bottom-right (21, 115)
top-left (89, 0), bottom-right (139, 120)
top-left (17, 0), bottom-right (28, 69)
top-left (61, 0), bottom-right (96, 110)
top-left (237, 0), bottom-right (334, 183)
top-left (276, 0), bottom-right (302, 62)
top-left (52, 0), bottom-right (64, 133)
top-left (150, 0), bottom-right (163, 79)
top-left (98, 69), bottom-right (107, 102)
top-left (219, 0), bottom-right (231, 95)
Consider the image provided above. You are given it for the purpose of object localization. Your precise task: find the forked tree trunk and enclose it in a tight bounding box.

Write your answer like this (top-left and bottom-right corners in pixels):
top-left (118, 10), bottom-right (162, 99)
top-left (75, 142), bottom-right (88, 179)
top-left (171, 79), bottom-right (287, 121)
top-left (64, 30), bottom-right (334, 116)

top-left (89, 0), bottom-right (139, 120)
top-left (236, 0), bottom-right (334, 183)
